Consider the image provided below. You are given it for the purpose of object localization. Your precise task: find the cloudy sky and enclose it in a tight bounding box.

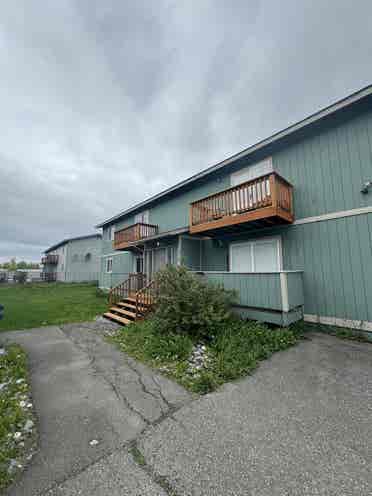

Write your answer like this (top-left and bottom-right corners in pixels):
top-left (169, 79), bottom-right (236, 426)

top-left (1, 1), bottom-right (372, 262)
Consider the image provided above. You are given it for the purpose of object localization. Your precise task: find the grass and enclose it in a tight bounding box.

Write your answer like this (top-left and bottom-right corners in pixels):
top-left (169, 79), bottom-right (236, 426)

top-left (0, 283), bottom-right (108, 331)
top-left (0, 344), bottom-right (36, 491)
top-left (109, 318), bottom-right (300, 394)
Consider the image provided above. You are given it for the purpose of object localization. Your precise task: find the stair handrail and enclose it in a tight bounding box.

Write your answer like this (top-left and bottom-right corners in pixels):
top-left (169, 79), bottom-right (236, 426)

top-left (135, 278), bottom-right (158, 317)
top-left (109, 273), bottom-right (147, 305)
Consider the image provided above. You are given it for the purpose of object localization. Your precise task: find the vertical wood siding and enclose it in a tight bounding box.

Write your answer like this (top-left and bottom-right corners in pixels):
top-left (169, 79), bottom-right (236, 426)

top-left (274, 110), bottom-right (372, 218)
top-left (204, 272), bottom-right (284, 311)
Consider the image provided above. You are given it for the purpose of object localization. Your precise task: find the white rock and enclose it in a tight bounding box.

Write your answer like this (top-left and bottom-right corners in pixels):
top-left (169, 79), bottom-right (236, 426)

top-left (15, 378), bottom-right (25, 384)
top-left (14, 432), bottom-right (22, 441)
top-left (24, 420), bottom-right (34, 432)
top-left (89, 439), bottom-right (99, 446)
top-left (0, 348), bottom-right (6, 356)
top-left (19, 400), bottom-right (27, 408)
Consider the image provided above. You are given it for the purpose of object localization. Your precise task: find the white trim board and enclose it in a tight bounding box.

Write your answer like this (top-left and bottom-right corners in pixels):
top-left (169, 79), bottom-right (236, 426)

top-left (304, 314), bottom-right (372, 332)
top-left (100, 252), bottom-right (132, 258)
top-left (293, 206), bottom-right (372, 226)
top-left (280, 272), bottom-right (289, 312)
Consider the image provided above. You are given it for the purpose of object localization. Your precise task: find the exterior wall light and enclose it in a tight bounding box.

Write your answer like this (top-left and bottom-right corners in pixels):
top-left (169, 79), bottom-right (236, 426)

top-left (361, 181), bottom-right (372, 194)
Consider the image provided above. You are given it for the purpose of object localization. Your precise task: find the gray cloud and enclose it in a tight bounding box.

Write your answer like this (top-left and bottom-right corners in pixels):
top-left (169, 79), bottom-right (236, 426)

top-left (1, 0), bottom-right (372, 262)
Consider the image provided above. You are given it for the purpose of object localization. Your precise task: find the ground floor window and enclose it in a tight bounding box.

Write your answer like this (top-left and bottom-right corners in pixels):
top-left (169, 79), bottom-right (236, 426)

top-left (229, 237), bottom-right (282, 272)
top-left (106, 257), bottom-right (113, 273)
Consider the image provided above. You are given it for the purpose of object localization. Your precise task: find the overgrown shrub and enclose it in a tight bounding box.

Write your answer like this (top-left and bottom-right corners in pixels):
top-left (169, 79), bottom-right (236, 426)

top-left (210, 320), bottom-right (299, 382)
top-left (13, 271), bottom-right (27, 284)
top-left (153, 265), bottom-right (236, 340)
top-left (111, 319), bottom-right (193, 363)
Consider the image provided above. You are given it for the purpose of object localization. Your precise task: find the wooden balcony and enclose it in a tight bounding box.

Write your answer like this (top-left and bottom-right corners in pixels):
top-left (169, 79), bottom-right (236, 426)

top-left (114, 222), bottom-right (158, 250)
top-left (189, 172), bottom-right (294, 235)
top-left (41, 254), bottom-right (59, 265)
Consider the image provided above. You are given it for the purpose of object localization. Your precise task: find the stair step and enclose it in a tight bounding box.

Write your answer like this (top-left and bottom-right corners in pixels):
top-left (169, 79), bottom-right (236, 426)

top-left (110, 306), bottom-right (136, 319)
top-left (117, 301), bottom-right (147, 311)
top-left (124, 296), bottom-right (153, 305)
top-left (103, 312), bottom-right (132, 326)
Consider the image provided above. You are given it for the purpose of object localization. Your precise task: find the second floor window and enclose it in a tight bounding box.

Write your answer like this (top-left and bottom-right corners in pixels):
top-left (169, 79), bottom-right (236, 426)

top-left (135, 210), bottom-right (149, 224)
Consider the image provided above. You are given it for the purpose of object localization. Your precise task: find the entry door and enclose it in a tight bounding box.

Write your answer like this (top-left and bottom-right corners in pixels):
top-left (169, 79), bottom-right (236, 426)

top-left (134, 255), bottom-right (143, 274)
top-left (230, 237), bottom-right (281, 272)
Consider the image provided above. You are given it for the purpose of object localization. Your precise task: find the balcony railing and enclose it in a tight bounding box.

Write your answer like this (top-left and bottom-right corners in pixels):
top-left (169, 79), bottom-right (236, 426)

top-left (189, 172), bottom-right (294, 234)
top-left (41, 272), bottom-right (57, 282)
top-left (41, 254), bottom-right (59, 265)
top-left (114, 222), bottom-right (158, 250)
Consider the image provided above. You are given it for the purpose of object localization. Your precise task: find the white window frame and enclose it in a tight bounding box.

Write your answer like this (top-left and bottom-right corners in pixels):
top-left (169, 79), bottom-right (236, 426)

top-left (135, 210), bottom-right (149, 224)
top-left (109, 226), bottom-right (115, 241)
top-left (106, 257), bottom-right (113, 273)
top-left (230, 157), bottom-right (273, 187)
top-left (229, 236), bottom-right (283, 273)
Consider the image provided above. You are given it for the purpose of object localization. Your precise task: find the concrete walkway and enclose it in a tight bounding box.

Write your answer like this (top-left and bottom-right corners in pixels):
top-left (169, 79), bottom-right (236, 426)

top-left (1, 321), bottom-right (191, 495)
top-left (2, 324), bottom-right (372, 495)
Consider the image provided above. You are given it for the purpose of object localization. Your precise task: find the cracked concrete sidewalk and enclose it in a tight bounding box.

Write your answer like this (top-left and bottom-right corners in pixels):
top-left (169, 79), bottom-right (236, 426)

top-left (2, 323), bottom-right (372, 495)
top-left (1, 321), bottom-right (191, 496)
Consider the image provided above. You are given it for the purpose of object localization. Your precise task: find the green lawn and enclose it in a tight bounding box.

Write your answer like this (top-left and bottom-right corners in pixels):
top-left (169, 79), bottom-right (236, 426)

top-left (0, 283), bottom-right (108, 331)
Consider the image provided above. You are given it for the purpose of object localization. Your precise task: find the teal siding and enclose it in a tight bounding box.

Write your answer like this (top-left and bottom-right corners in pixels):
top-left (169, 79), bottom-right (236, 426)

top-left (99, 252), bottom-right (134, 289)
top-left (148, 176), bottom-right (230, 232)
top-left (282, 213), bottom-right (372, 322)
top-left (181, 237), bottom-right (201, 270)
top-left (201, 239), bottom-right (228, 271)
top-left (274, 110), bottom-right (372, 219)
top-left (64, 237), bottom-right (101, 282)
top-left (43, 237), bottom-right (101, 282)
top-left (199, 211), bottom-right (372, 324)
top-left (99, 104), bottom-right (372, 327)
top-left (203, 272), bottom-right (283, 311)
top-left (286, 272), bottom-right (304, 310)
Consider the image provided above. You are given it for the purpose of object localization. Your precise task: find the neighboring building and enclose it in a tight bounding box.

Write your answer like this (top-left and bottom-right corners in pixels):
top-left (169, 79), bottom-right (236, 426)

top-left (97, 85), bottom-right (372, 333)
top-left (41, 234), bottom-right (102, 283)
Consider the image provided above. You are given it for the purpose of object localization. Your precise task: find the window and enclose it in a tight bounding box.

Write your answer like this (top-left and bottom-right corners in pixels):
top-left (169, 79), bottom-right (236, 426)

top-left (135, 210), bottom-right (149, 224)
top-left (230, 157), bottom-right (273, 187)
top-left (106, 257), bottom-right (113, 273)
top-left (230, 237), bottom-right (282, 273)
top-left (85, 253), bottom-right (91, 262)
top-left (108, 226), bottom-right (115, 241)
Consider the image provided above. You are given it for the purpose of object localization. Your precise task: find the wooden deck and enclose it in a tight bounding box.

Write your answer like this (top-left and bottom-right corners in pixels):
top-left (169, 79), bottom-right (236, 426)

top-left (189, 172), bottom-right (294, 234)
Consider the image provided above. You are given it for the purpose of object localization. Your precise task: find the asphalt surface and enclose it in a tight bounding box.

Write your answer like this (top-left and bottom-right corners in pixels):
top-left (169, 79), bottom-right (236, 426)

top-left (139, 333), bottom-right (372, 495)
top-left (2, 324), bottom-right (372, 495)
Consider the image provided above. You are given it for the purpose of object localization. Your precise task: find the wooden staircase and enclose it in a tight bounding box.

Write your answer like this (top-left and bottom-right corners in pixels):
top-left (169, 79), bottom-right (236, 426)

top-left (103, 274), bottom-right (156, 326)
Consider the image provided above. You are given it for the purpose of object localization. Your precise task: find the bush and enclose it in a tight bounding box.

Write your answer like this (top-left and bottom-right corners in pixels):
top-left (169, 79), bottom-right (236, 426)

top-left (210, 320), bottom-right (299, 382)
top-left (111, 319), bottom-right (193, 363)
top-left (13, 271), bottom-right (27, 284)
top-left (153, 265), bottom-right (236, 340)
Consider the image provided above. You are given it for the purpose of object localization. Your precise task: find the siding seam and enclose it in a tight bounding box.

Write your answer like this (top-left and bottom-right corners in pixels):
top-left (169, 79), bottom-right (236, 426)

top-left (293, 206), bottom-right (372, 225)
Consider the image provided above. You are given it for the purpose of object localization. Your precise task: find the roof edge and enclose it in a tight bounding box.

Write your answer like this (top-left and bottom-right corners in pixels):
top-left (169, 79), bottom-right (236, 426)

top-left (44, 233), bottom-right (102, 254)
top-left (96, 83), bottom-right (372, 228)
